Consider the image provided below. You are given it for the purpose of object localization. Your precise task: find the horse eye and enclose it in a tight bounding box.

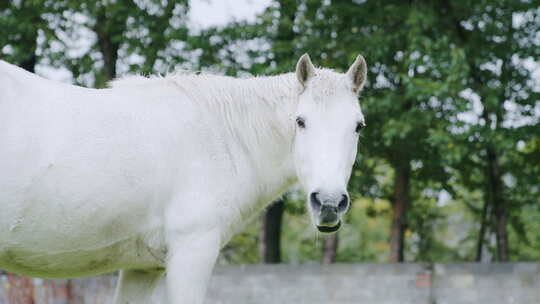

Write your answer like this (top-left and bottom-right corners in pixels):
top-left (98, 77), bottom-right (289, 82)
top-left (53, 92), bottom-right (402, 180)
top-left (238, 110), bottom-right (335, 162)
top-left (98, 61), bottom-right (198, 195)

top-left (296, 117), bottom-right (306, 129)
top-left (355, 122), bottom-right (366, 133)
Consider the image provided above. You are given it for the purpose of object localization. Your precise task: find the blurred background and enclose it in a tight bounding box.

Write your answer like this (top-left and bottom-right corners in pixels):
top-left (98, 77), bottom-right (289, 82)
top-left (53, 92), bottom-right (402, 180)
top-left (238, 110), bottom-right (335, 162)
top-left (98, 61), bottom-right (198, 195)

top-left (1, 0), bottom-right (539, 297)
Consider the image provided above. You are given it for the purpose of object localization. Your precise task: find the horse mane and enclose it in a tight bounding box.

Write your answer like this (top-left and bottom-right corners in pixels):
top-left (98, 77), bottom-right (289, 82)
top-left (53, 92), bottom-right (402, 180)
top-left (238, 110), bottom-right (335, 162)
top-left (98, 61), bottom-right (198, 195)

top-left (109, 68), bottom-right (348, 104)
top-left (108, 71), bottom-right (300, 108)
top-left (108, 70), bottom-right (194, 88)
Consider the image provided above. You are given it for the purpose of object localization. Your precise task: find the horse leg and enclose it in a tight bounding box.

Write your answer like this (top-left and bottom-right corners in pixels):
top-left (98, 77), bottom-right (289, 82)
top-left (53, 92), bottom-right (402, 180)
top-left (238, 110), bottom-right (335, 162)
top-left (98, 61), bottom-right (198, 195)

top-left (113, 269), bottom-right (166, 304)
top-left (166, 230), bottom-right (220, 304)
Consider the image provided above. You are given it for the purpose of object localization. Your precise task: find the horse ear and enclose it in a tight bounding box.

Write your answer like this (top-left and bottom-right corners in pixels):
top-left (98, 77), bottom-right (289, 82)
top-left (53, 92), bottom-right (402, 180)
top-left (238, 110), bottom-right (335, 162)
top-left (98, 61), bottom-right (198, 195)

top-left (296, 53), bottom-right (316, 87)
top-left (346, 55), bottom-right (367, 93)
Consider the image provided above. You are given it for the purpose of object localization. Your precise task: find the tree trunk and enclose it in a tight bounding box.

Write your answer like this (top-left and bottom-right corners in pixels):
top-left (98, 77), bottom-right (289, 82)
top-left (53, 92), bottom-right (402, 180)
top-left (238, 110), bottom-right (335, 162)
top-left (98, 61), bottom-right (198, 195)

top-left (475, 196), bottom-right (490, 262)
top-left (322, 233), bottom-right (339, 264)
top-left (259, 200), bottom-right (284, 263)
top-left (494, 203), bottom-right (509, 262)
top-left (18, 1), bottom-right (39, 73)
top-left (94, 9), bottom-right (122, 81)
top-left (95, 30), bottom-right (119, 81)
top-left (19, 54), bottom-right (37, 73)
top-left (389, 161), bottom-right (410, 262)
top-left (486, 147), bottom-right (509, 261)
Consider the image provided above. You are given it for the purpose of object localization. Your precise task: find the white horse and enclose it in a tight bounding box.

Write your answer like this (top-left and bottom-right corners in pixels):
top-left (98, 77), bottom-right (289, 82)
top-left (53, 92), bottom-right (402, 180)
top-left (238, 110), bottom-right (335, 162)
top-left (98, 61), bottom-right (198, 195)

top-left (0, 54), bottom-right (367, 303)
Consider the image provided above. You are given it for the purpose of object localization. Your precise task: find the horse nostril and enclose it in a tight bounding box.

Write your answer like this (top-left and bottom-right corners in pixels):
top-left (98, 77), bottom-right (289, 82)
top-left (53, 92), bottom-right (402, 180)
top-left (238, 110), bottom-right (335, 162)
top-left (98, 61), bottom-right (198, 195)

top-left (338, 194), bottom-right (349, 213)
top-left (320, 204), bottom-right (338, 223)
top-left (310, 192), bottom-right (322, 211)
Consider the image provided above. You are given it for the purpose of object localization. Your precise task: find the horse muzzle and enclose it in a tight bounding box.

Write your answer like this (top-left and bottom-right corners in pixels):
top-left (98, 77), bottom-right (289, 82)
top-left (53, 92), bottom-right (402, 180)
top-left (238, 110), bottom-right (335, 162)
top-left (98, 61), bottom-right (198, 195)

top-left (310, 191), bottom-right (348, 234)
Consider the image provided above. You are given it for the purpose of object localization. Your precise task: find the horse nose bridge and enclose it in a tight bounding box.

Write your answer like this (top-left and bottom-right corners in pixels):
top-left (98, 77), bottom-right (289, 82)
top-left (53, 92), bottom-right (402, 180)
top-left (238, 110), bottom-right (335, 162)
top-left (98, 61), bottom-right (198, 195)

top-left (310, 131), bottom-right (347, 163)
top-left (310, 149), bottom-right (352, 187)
top-left (316, 190), bottom-right (349, 206)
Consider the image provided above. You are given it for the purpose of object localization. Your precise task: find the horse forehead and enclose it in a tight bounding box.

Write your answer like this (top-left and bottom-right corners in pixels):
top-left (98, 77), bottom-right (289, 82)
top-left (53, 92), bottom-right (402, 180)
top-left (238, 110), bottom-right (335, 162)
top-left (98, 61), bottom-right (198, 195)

top-left (310, 76), bottom-right (348, 96)
top-left (308, 74), bottom-right (356, 102)
top-left (309, 87), bottom-right (361, 114)
top-left (300, 71), bottom-right (362, 116)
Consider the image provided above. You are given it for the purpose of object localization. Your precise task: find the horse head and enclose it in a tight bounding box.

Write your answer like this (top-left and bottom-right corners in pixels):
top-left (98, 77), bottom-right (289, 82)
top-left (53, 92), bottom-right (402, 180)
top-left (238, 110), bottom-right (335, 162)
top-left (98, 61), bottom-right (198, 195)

top-left (293, 54), bottom-right (367, 233)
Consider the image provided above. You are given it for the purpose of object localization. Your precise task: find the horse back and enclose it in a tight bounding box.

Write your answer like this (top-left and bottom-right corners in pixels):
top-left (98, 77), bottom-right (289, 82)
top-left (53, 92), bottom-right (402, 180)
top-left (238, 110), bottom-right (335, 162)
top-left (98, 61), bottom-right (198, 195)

top-left (0, 61), bottom-right (183, 277)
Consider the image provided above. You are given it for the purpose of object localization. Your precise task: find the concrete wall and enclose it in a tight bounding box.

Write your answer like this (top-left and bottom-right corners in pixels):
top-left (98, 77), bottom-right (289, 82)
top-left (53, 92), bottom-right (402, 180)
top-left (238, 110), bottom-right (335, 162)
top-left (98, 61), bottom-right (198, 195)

top-left (206, 264), bottom-right (432, 304)
top-left (432, 263), bottom-right (540, 304)
top-left (1, 263), bottom-right (539, 303)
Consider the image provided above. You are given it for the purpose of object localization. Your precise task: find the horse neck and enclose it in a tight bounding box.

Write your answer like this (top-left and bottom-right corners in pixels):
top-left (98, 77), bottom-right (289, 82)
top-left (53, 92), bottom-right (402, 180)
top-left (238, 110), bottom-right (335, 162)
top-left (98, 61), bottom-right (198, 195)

top-left (170, 72), bottom-right (299, 205)
top-left (227, 74), bottom-right (299, 202)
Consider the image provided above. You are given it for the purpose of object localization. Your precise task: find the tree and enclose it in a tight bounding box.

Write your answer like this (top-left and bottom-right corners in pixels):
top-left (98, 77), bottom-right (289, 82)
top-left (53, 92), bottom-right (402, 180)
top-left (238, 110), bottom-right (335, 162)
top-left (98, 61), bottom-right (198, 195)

top-left (0, 0), bottom-right (58, 72)
top-left (440, 0), bottom-right (540, 261)
top-left (322, 233), bottom-right (339, 264)
top-left (41, 0), bottom-right (189, 86)
top-left (259, 200), bottom-right (285, 263)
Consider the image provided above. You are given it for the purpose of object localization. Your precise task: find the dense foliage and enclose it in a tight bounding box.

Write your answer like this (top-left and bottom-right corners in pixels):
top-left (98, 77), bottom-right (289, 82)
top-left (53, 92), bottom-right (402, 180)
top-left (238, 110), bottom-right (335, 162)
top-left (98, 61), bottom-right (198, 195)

top-left (1, 0), bottom-right (539, 264)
